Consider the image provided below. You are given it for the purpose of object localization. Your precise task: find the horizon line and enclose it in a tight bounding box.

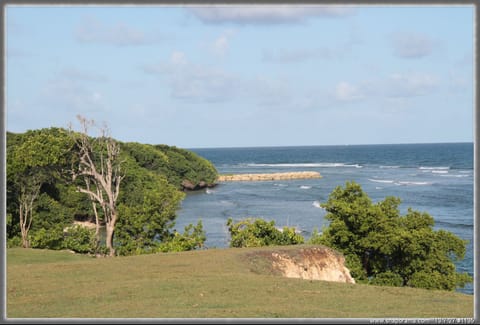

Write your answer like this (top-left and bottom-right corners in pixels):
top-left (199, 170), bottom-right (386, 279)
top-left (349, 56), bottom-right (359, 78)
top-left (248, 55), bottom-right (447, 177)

top-left (187, 141), bottom-right (474, 150)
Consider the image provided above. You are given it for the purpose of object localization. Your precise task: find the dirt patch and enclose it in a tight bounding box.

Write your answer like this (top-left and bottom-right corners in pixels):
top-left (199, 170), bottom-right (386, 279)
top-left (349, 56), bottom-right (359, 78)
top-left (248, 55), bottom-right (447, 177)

top-left (245, 246), bottom-right (355, 284)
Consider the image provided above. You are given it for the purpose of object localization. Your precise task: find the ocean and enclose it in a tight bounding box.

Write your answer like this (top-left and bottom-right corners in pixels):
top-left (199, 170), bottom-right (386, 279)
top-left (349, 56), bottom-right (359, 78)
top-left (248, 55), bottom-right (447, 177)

top-left (175, 143), bottom-right (474, 294)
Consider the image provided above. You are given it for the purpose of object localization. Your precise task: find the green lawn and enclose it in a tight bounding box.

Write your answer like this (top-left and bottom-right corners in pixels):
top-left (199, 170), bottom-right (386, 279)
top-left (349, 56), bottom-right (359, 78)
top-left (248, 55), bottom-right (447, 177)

top-left (6, 246), bottom-right (474, 319)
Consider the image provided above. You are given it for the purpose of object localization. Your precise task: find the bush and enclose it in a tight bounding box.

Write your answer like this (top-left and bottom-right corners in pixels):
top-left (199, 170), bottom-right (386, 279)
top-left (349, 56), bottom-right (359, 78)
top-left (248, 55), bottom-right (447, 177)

top-left (227, 217), bottom-right (304, 248)
top-left (30, 226), bottom-right (64, 250)
top-left (370, 272), bottom-right (404, 287)
top-left (317, 181), bottom-right (472, 291)
top-left (63, 225), bottom-right (97, 254)
top-left (158, 221), bottom-right (206, 252)
top-left (7, 236), bottom-right (22, 248)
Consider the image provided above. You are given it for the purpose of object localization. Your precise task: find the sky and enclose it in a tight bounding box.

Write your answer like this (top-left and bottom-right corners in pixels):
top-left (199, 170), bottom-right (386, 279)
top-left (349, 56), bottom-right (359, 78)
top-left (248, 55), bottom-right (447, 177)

top-left (5, 4), bottom-right (474, 148)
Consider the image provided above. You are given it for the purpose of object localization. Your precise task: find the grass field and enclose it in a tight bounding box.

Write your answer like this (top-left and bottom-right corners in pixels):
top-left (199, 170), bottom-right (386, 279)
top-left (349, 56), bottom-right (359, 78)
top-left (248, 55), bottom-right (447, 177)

top-left (6, 246), bottom-right (474, 319)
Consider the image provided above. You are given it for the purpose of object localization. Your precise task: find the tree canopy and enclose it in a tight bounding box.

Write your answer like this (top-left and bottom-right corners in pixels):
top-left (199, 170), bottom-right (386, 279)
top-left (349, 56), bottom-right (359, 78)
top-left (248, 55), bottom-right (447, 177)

top-left (309, 181), bottom-right (472, 291)
top-left (6, 126), bottom-right (217, 256)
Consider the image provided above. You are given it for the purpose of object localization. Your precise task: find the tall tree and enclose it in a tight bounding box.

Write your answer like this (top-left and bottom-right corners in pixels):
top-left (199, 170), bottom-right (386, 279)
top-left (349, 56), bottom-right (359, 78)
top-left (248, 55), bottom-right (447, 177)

top-left (70, 115), bottom-right (124, 256)
top-left (7, 128), bottom-right (73, 248)
top-left (311, 181), bottom-right (472, 291)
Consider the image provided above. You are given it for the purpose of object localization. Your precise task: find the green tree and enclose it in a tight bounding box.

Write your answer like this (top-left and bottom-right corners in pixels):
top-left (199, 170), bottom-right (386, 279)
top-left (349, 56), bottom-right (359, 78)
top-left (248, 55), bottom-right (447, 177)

top-left (227, 217), bottom-right (304, 248)
top-left (7, 128), bottom-right (73, 248)
top-left (115, 172), bottom-right (185, 255)
top-left (314, 181), bottom-right (472, 291)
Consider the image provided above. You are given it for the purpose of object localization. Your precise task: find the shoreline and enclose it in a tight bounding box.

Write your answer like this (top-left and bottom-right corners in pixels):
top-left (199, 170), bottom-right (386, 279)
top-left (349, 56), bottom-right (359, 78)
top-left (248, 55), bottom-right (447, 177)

top-left (217, 171), bottom-right (321, 182)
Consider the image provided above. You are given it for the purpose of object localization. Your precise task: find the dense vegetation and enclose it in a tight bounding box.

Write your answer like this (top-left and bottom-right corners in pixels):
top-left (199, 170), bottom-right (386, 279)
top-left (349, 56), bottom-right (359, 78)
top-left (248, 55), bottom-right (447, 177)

top-left (227, 217), bottom-right (304, 247)
top-left (6, 126), bottom-right (218, 256)
top-left (309, 181), bottom-right (473, 291)
top-left (6, 125), bottom-right (472, 292)
top-left (226, 182), bottom-right (472, 292)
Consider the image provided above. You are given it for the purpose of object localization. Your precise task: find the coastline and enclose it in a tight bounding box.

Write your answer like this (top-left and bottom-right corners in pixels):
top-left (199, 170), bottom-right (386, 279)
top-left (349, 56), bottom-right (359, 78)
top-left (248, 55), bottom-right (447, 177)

top-left (217, 171), bottom-right (322, 182)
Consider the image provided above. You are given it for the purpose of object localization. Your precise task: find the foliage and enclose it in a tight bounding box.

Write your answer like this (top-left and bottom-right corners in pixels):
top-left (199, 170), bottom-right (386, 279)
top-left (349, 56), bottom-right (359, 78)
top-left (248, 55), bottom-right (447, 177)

top-left (7, 237), bottom-right (23, 248)
top-left (30, 226), bottom-right (65, 250)
top-left (158, 221), bottom-right (206, 253)
top-left (316, 181), bottom-right (472, 291)
top-left (227, 217), bottom-right (304, 248)
top-left (115, 171), bottom-right (185, 256)
top-left (7, 127), bottom-right (216, 256)
top-left (122, 142), bottom-right (218, 190)
top-left (7, 128), bottom-right (74, 248)
top-left (63, 225), bottom-right (97, 254)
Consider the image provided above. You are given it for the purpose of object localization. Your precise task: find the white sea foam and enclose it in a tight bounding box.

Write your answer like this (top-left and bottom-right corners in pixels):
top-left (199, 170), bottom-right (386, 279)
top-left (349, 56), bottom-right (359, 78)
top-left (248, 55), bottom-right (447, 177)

top-left (273, 183), bottom-right (288, 187)
top-left (419, 166), bottom-right (450, 170)
top-left (379, 165), bottom-right (400, 169)
top-left (432, 170), bottom-right (449, 174)
top-left (368, 179), bottom-right (394, 184)
top-left (312, 201), bottom-right (322, 208)
top-left (440, 174), bottom-right (470, 178)
top-left (206, 188), bottom-right (215, 194)
top-left (375, 186), bottom-right (383, 190)
top-left (247, 162), bottom-right (362, 168)
top-left (300, 185), bottom-right (312, 189)
top-left (397, 181), bottom-right (429, 186)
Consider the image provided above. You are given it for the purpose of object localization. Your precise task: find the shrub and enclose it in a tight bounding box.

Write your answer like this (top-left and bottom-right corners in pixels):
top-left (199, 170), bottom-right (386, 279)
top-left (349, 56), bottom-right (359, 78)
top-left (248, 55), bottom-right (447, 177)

top-left (30, 226), bottom-right (64, 250)
top-left (227, 217), bottom-right (304, 248)
top-left (317, 181), bottom-right (472, 291)
top-left (63, 225), bottom-right (96, 254)
top-left (158, 221), bottom-right (206, 252)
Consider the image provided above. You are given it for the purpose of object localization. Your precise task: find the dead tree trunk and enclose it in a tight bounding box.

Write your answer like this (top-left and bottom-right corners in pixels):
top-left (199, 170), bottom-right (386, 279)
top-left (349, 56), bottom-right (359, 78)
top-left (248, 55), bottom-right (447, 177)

top-left (70, 115), bottom-right (123, 257)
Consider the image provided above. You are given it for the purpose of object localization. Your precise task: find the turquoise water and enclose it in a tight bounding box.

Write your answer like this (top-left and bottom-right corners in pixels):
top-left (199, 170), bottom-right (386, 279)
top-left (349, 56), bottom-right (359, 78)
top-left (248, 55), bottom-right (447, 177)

top-left (176, 143), bottom-right (474, 294)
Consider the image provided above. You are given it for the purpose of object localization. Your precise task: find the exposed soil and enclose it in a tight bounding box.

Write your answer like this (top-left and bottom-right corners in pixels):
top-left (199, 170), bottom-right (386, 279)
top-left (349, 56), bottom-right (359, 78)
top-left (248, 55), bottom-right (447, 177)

top-left (245, 245), bottom-right (355, 284)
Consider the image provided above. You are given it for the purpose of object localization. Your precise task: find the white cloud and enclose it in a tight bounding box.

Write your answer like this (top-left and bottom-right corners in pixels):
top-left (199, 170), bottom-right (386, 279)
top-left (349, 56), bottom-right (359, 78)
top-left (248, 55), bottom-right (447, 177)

top-left (143, 52), bottom-right (298, 106)
top-left (263, 26), bottom-right (361, 63)
top-left (385, 72), bottom-right (439, 97)
top-left (189, 6), bottom-right (355, 24)
top-left (75, 16), bottom-right (158, 46)
top-left (144, 51), bottom-right (242, 102)
top-left (40, 77), bottom-right (108, 112)
top-left (334, 81), bottom-right (364, 101)
top-left (213, 35), bottom-right (228, 56)
top-left (170, 51), bottom-right (188, 66)
top-left (391, 32), bottom-right (437, 59)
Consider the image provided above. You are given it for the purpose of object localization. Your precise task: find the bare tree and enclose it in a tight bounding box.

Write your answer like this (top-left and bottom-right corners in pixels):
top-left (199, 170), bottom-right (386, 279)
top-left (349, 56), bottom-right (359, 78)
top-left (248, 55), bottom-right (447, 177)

top-left (17, 176), bottom-right (42, 248)
top-left (70, 115), bottom-right (124, 256)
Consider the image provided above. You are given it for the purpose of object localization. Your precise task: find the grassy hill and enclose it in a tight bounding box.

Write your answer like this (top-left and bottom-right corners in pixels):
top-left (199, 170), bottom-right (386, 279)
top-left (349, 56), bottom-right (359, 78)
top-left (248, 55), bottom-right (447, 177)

top-left (6, 246), bottom-right (473, 319)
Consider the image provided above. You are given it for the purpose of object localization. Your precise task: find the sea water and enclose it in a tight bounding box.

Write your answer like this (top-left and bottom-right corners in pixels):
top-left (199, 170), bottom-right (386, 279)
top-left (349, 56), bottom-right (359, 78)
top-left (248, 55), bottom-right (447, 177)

top-left (175, 143), bottom-right (474, 294)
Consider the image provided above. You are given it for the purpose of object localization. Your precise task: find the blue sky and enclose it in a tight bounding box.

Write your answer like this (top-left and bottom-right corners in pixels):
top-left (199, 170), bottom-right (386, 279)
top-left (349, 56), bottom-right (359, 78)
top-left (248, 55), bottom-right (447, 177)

top-left (6, 5), bottom-right (474, 148)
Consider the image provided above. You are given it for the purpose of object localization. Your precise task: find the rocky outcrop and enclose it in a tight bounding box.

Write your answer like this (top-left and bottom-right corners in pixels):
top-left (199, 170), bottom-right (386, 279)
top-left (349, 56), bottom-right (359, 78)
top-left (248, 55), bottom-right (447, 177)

top-left (217, 171), bottom-right (321, 182)
top-left (270, 246), bottom-right (355, 284)
top-left (181, 179), bottom-right (215, 191)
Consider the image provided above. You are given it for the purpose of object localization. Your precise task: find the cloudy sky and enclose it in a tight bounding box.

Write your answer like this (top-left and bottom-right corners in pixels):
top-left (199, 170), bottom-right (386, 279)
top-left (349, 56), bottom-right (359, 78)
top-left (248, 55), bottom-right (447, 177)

top-left (6, 5), bottom-right (474, 148)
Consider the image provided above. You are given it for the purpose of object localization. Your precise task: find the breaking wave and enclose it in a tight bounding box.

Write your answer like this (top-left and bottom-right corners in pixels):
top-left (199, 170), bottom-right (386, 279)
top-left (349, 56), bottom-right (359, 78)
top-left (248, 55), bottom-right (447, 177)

top-left (419, 166), bottom-right (450, 170)
top-left (247, 163), bottom-right (362, 168)
top-left (312, 201), bottom-right (322, 208)
top-left (368, 179), bottom-right (394, 184)
top-left (396, 181), bottom-right (429, 186)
